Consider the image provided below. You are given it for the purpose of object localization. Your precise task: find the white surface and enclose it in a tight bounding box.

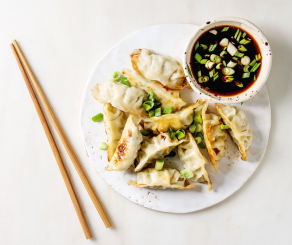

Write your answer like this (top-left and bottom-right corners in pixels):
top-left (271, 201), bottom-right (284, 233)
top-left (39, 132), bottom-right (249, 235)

top-left (0, 0), bottom-right (291, 244)
top-left (80, 24), bottom-right (271, 213)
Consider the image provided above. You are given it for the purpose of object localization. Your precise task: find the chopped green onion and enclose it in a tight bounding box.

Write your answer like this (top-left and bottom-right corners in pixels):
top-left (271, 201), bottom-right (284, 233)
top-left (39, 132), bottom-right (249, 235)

top-left (194, 53), bottom-right (202, 63)
top-left (205, 54), bottom-right (210, 58)
top-left (165, 151), bottom-right (176, 158)
top-left (142, 101), bottom-right (154, 111)
top-left (194, 113), bottom-right (202, 124)
top-left (140, 129), bottom-right (151, 135)
top-left (239, 38), bottom-right (251, 45)
top-left (220, 50), bottom-right (227, 58)
top-left (223, 60), bottom-right (227, 67)
top-left (221, 125), bottom-right (229, 129)
top-left (121, 77), bottom-right (131, 86)
top-left (227, 42), bottom-right (238, 56)
top-left (154, 102), bottom-right (161, 107)
top-left (222, 75), bottom-right (234, 82)
top-left (194, 105), bottom-right (204, 112)
top-left (196, 132), bottom-right (204, 140)
top-left (255, 54), bottom-right (261, 61)
top-left (221, 27), bottom-right (229, 32)
top-left (200, 44), bottom-right (208, 50)
top-left (241, 102), bottom-right (243, 105)
top-left (238, 45), bottom-right (247, 52)
top-left (235, 52), bottom-right (244, 58)
top-left (241, 56), bottom-right (250, 66)
top-left (99, 142), bottom-right (108, 150)
top-left (205, 60), bottom-right (215, 70)
top-left (243, 65), bottom-right (250, 72)
top-left (168, 127), bottom-right (176, 139)
top-left (249, 59), bottom-right (256, 67)
top-left (213, 74), bottom-right (219, 82)
top-left (155, 108), bottom-right (161, 117)
top-left (198, 76), bottom-right (209, 83)
top-left (195, 137), bottom-right (202, 144)
top-left (111, 71), bottom-right (121, 81)
top-left (222, 67), bottom-right (235, 75)
top-left (200, 59), bottom-right (208, 64)
top-left (147, 90), bottom-right (155, 102)
top-left (209, 44), bottom-right (217, 52)
top-left (198, 142), bottom-right (205, 149)
top-left (216, 63), bottom-right (224, 69)
top-left (209, 69), bottom-right (214, 78)
top-left (175, 129), bottom-right (186, 140)
top-left (189, 124), bottom-right (196, 133)
top-left (194, 41), bottom-right (199, 51)
top-left (209, 29), bottom-right (217, 35)
top-left (195, 123), bottom-right (202, 132)
top-left (219, 38), bottom-right (229, 47)
top-left (236, 31), bottom-right (242, 42)
top-left (234, 29), bottom-right (240, 39)
top-left (92, 113), bottom-right (103, 122)
top-left (237, 60), bottom-right (243, 69)
top-left (215, 56), bottom-right (221, 64)
top-left (149, 110), bottom-right (155, 117)
top-left (198, 70), bottom-right (202, 77)
top-left (242, 32), bottom-right (247, 38)
top-left (254, 75), bottom-right (257, 81)
top-left (227, 60), bottom-right (237, 68)
top-left (180, 169), bottom-right (194, 179)
top-left (234, 81), bottom-right (244, 87)
top-left (163, 107), bottom-right (173, 114)
top-left (155, 159), bottom-right (164, 170)
top-left (210, 54), bottom-right (217, 62)
top-left (250, 63), bottom-right (261, 72)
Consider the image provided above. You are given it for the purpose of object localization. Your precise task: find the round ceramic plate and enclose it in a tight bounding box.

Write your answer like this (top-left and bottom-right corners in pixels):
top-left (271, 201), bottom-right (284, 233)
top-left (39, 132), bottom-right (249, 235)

top-left (80, 24), bottom-right (271, 213)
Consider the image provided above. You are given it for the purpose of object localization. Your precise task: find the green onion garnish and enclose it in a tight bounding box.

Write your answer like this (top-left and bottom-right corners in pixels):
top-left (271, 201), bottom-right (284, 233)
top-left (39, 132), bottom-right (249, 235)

top-left (165, 151), bottom-right (176, 158)
top-left (235, 52), bottom-right (244, 58)
top-left (168, 127), bottom-right (176, 139)
top-left (163, 107), bottom-right (173, 114)
top-left (250, 63), bottom-right (261, 72)
top-left (209, 44), bottom-right (217, 52)
top-left (255, 54), bottom-right (261, 61)
top-left (195, 137), bottom-right (202, 144)
top-left (198, 142), bottom-right (205, 149)
top-left (142, 101), bottom-right (154, 111)
top-left (194, 113), bottom-right (202, 124)
top-left (194, 41), bottom-right (199, 51)
top-left (249, 59), bottom-right (257, 67)
top-left (121, 77), bottom-right (131, 86)
top-left (222, 76), bottom-right (234, 83)
top-left (223, 60), bottom-right (227, 67)
top-left (175, 129), bottom-right (186, 140)
top-left (241, 102), bottom-right (243, 105)
top-left (147, 90), bottom-right (155, 102)
top-left (200, 44), bottom-right (208, 50)
top-left (155, 108), bottom-right (161, 117)
top-left (198, 76), bottom-right (209, 83)
top-left (221, 125), bottom-right (229, 129)
top-left (243, 65), bottom-right (250, 73)
top-left (242, 32), bottom-right (247, 38)
top-left (194, 53), bottom-right (202, 63)
top-left (232, 57), bottom-right (238, 61)
top-left (254, 75), bottom-right (257, 81)
top-left (200, 59), bottom-right (208, 64)
top-left (234, 81), bottom-right (244, 87)
top-left (149, 110), bottom-right (155, 118)
top-left (140, 129), bottom-right (151, 135)
top-left (239, 38), bottom-right (251, 45)
top-left (242, 72), bottom-right (250, 79)
top-left (92, 113), bottom-right (103, 122)
top-left (209, 69), bottom-right (214, 78)
top-left (111, 71), bottom-right (121, 81)
top-left (216, 63), bottom-right (224, 69)
top-left (198, 70), bottom-right (202, 77)
top-left (189, 124), bottom-right (196, 133)
top-left (195, 123), bottom-right (202, 132)
top-left (196, 132), bottom-right (204, 140)
top-left (154, 102), bottom-right (161, 107)
top-left (234, 29), bottom-right (240, 39)
top-left (238, 45), bottom-right (247, 52)
top-left (236, 31), bottom-right (242, 42)
top-left (213, 74), bottom-right (219, 82)
top-left (155, 159), bottom-right (164, 170)
top-left (221, 27), bottom-right (229, 32)
top-left (220, 50), bottom-right (227, 58)
top-left (99, 142), bottom-right (108, 150)
top-left (180, 169), bottom-right (194, 179)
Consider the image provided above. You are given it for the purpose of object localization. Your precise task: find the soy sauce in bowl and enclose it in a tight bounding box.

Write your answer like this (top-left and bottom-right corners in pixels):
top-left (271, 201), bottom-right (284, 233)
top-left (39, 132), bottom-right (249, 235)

top-left (190, 26), bottom-right (262, 97)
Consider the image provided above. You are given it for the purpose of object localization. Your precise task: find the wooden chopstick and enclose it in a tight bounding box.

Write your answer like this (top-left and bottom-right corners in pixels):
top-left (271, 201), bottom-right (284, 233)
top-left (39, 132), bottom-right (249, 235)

top-left (12, 40), bottom-right (111, 228)
top-left (11, 43), bottom-right (92, 239)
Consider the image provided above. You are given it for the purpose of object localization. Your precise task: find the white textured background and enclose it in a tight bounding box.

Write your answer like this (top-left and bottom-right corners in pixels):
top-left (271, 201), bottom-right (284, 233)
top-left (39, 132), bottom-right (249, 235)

top-left (0, 1), bottom-right (291, 244)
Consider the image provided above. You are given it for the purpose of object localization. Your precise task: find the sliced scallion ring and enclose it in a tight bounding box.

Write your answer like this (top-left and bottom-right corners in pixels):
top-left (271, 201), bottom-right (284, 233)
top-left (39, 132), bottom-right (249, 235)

top-left (198, 76), bottom-right (205, 83)
top-left (239, 38), bottom-right (251, 45)
top-left (99, 142), bottom-right (108, 150)
top-left (216, 63), bottom-right (224, 69)
top-left (189, 124), bottom-right (196, 133)
top-left (227, 42), bottom-right (238, 56)
top-left (219, 38), bottom-right (229, 47)
top-left (249, 59), bottom-right (257, 67)
top-left (210, 54), bottom-right (217, 62)
top-left (195, 136), bottom-right (202, 144)
top-left (195, 123), bottom-right (202, 132)
top-left (194, 41), bottom-right (199, 51)
top-left (200, 59), bottom-right (208, 64)
top-left (196, 132), bottom-right (204, 140)
top-left (194, 53), bottom-right (202, 63)
top-left (197, 70), bottom-right (201, 78)
top-left (243, 65), bottom-right (250, 73)
top-left (221, 125), bottom-right (229, 129)
top-left (194, 113), bottom-right (202, 124)
top-left (175, 129), bottom-right (186, 140)
top-left (147, 90), bottom-right (155, 102)
top-left (255, 54), bottom-right (261, 61)
top-left (205, 60), bottom-right (215, 70)
top-left (149, 110), bottom-right (155, 118)
top-left (121, 77), bottom-right (131, 86)
top-left (234, 81), bottom-right (244, 87)
top-left (209, 44), bottom-right (217, 52)
top-left (241, 56), bottom-right (251, 66)
top-left (111, 71), bottom-right (121, 81)
top-left (227, 60), bottom-right (237, 68)
top-left (142, 101), bottom-right (154, 111)
top-left (215, 56), bottom-right (221, 64)
top-left (168, 127), bottom-right (176, 139)
top-left (242, 72), bottom-right (250, 79)
top-left (155, 159), bottom-right (164, 171)
top-left (200, 44), bottom-right (208, 50)
top-left (220, 50), bottom-right (227, 58)
top-left (222, 67), bottom-right (235, 75)
top-left (209, 69), bottom-right (214, 78)
top-left (221, 27), bottom-right (229, 32)
top-left (163, 107), bottom-right (173, 114)
top-left (155, 108), bottom-right (161, 117)
top-left (180, 169), bottom-right (194, 179)
top-left (242, 32), bottom-right (247, 38)
top-left (92, 113), bottom-right (103, 122)
top-left (140, 129), bottom-right (151, 135)
top-left (235, 51), bottom-right (244, 58)
top-left (209, 29), bottom-right (217, 35)
top-left (222, 75), bottom-right (234, 83)
top-left (238, 45), bottom-right (247, 52)
top-left (223, 60), bottom-right (227, 67)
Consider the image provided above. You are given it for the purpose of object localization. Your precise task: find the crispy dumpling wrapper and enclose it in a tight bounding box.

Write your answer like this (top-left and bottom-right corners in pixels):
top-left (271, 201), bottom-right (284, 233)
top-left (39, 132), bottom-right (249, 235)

top-left (178, 132), bottom-right (212, 191)
top-left (130, 49), bottom-right (187, 90)
top-left (128, 168), bottom-right (195, 190)
top-left (202, 103), bottom-right (227, 173)
top-left (135, 133), bottom-right (184, 172)
top-left (105, 115), bottom-right (143, 171)
top-left (103, 104), bottom-right (127, 161)
top-left (215, 103), bottom-right (252, 161)
top-left (91, 80), bottom-right (147, 116)
top-left (122, 68), bottom-right (186, 111)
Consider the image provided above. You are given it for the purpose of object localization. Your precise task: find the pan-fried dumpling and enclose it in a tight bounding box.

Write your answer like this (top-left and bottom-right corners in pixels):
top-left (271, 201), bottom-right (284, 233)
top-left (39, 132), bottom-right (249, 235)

top-left (130, 49), bottom-right (187, 90)
top-left (215, 103), bottom-right (252, 161)
top-left (142, 99), bottom-right (205, 134)
top-left (178, 132), bottom-right (212, 191)
top-left (122, 68), bottom-right (186, 111)
top-left (135, 133), bottom-right (184, 172)
top-left (202, 104), bottom-right (227, 173)
top-left (105, 115), bottom-right (143, 171)
top-left (103, 104), bottom-right (127, 161)
top-left (91, 80), bottom-right (147, 116)
top-left (128, 168), bottom-right (195, 190)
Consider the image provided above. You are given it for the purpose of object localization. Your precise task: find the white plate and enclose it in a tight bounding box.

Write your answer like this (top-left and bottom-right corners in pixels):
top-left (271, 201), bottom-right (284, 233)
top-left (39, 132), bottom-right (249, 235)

top-left (80, 24), bottom-right (271, 213)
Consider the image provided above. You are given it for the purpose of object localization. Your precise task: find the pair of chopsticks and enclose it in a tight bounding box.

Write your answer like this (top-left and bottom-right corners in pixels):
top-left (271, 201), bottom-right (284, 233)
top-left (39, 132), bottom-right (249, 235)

top-left (11, 40), bottom-right (111, 239)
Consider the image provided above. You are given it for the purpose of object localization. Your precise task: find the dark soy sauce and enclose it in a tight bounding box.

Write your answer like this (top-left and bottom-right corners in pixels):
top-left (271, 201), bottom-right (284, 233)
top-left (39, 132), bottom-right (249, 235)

top-left (190, 26), bottom-right (261, 97)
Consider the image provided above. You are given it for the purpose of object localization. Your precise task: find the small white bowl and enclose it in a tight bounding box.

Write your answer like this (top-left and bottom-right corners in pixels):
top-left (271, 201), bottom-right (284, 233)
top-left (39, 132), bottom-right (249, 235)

top-left (182, 17), bottom-right (272, 103)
